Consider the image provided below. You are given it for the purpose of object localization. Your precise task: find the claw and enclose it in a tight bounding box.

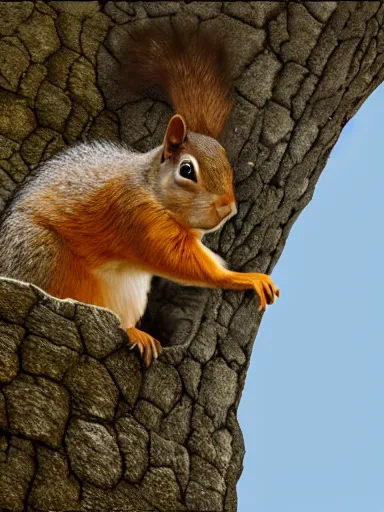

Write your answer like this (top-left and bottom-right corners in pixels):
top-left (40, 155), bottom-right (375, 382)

top-left (257, 290), bottom-right (266, 311)
top-left (264, 284), bottom-right (274, 304)
top-left (252, 273), bottom-right (279, 311)
top-left (144, 347), bottom-right (151, 368)
top-left (126, 327), bottom-right (162, 367)
top-left (151, 339), bottom-right (159, 360)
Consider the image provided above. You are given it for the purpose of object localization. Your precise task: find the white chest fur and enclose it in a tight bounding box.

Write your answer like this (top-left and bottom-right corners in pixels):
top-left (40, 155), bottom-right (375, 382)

top-left (94, 261), bottom-right (152, 329)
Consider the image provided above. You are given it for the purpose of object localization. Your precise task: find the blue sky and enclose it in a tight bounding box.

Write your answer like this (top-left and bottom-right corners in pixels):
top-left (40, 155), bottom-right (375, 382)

top-left (238, 84), bottom-right (384, 511)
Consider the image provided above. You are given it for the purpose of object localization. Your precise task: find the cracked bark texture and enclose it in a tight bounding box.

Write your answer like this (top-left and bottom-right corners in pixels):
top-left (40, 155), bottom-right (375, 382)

top-left (0, 1), bottom-right (383, 511)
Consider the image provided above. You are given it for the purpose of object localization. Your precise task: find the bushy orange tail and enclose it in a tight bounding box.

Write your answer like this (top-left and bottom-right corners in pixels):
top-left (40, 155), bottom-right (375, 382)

top-left (120, 23), bottom-right (233, 139)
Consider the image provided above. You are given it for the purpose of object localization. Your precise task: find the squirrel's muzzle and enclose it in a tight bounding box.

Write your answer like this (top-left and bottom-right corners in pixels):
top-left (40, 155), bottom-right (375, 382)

top-left (216, 200), bottom-right (237, 220)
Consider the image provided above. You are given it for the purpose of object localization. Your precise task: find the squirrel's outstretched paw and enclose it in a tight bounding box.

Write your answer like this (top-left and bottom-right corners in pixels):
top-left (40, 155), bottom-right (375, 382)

top-left (127, 327), bottom-right (162, 367)
top-left (249, 273), bottom-right (280, 311)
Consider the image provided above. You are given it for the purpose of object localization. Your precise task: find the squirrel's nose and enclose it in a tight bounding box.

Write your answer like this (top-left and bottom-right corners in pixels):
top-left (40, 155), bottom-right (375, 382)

top-left (216, 200), bottom-right (237, 220)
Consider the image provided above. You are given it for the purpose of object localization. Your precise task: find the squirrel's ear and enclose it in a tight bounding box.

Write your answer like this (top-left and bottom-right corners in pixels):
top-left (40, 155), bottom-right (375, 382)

top-left (163, 114), bottom-right (187, 159)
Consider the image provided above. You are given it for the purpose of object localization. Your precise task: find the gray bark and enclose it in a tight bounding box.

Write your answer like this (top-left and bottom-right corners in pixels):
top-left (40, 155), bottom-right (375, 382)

top-left (0, 1), bottom-right (383, 511)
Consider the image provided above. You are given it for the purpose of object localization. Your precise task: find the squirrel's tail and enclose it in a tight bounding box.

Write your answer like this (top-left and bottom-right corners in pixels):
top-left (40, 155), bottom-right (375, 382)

top-left (120, 23), bottom-right (233, 139)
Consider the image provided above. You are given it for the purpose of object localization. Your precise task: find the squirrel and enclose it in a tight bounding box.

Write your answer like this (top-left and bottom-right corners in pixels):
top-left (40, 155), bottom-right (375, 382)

top-left (0, 23), bottom-right (279, 366)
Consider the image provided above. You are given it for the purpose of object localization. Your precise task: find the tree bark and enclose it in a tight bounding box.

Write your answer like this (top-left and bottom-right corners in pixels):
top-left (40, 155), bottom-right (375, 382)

top-left (0, 2), bottom-right (383, 511)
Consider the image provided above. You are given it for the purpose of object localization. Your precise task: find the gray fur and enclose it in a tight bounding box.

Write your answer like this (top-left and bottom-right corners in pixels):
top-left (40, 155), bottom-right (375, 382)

top-left (0, 142), bottom-right (160, 289)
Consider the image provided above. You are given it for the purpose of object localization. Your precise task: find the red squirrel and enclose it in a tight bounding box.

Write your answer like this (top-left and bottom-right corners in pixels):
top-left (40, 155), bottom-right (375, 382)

top-left (0, 24), bottom-right (279, 366)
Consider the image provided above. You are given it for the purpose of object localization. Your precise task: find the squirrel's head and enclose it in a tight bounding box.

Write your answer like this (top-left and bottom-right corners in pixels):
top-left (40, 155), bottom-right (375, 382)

top-left (155, 115), bottom-right (237, 233)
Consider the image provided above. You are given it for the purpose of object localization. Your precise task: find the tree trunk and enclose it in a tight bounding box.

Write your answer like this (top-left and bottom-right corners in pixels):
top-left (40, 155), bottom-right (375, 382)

top-left (0, 2), bottom-right (383, 511)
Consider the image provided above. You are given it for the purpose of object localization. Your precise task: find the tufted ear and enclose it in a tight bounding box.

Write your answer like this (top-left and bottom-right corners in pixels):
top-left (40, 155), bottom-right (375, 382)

top-left (163, 114), bottom-right (187, 160)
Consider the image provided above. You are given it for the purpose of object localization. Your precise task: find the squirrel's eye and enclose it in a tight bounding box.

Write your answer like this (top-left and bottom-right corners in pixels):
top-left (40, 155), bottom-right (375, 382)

top-left (179, 161), bottom-right (197, 183)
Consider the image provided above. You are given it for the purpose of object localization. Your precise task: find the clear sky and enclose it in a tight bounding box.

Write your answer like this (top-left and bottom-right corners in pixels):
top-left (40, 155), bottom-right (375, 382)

top-left (238, 84), bottom-right (384, 511)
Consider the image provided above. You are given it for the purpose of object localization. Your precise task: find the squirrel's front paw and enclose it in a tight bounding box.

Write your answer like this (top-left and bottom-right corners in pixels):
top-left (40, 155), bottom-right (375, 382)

top-left (249, 273), bottom-right (280, 311)
top-left (127, 327), bottom-right (162, 367)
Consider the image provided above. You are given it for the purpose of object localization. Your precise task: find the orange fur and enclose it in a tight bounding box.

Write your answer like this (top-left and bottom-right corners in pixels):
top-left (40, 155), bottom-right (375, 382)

top-left (34, 177), bottom-right (278, 313)
top-left (0, 25), bottom-right (279, 368)
top-left (120, 24), bottom-right (233, 139)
